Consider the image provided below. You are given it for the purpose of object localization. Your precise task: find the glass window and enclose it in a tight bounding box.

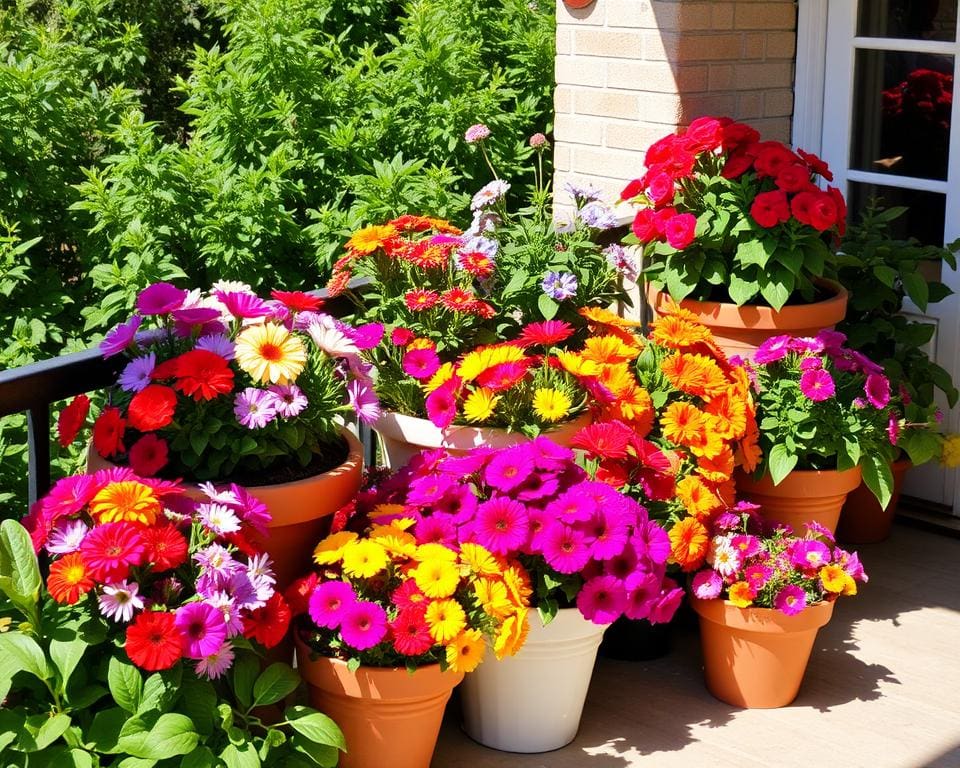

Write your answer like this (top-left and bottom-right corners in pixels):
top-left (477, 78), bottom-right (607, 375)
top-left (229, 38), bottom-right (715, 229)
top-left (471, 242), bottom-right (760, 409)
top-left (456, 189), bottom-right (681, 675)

top-left (858, 0), bottom-right (957, 42)
top-left (847, 181), bottom-right (947, 248)
top-left (850, 49), bottom-right (953, 180)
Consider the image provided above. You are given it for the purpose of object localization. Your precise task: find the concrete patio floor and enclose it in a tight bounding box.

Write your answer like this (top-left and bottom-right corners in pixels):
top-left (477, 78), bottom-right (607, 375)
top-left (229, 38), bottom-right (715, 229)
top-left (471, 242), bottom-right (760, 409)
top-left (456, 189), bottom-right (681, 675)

top-left (433, 523), bottom-right (960, 768)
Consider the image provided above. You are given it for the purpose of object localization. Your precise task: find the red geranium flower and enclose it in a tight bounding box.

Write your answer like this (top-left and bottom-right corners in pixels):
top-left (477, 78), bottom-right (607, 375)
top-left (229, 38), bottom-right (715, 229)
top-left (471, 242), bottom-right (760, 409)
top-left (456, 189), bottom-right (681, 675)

top-left (92, 406), bottom-right (126, 458)
top-left (172, 350), bottom-right (234, 401)
top-left (619, 178), bottom-right (645, 202)
top-left (721, 150), bottom-right (755, 179)
top-left (128, 434), bottom-right (169, 476)
top-left (798, 148), bottom-right (834, 181)
top-left (390, 605), bottom-right (434, 656)
top-left (284, 573), bottom-right (319, 616)
top-left (125, 611), bottom-right (183, 671)
top-left (127, 385), bottom-right (177, 432)
top-left (664, 213), bottom-right (697, 249)
top-left (270, 289), bottom-right (324, 313)
top-left (57, 394), bottom-right (90, 448)
top-left (774, 164), bottom-right (815, 194)
top-left (242, 593), bottom-right (291, 649)
top-left (753, 143), bottom-right (799, 178)
top-left (750, 190), bottom-right (791, 228)
top-left (140, 522), bottom-right (188, 571)
top-left (631, 208), bottom-right (658, 243)
top-left (806, 191), bottom-right (840, 232)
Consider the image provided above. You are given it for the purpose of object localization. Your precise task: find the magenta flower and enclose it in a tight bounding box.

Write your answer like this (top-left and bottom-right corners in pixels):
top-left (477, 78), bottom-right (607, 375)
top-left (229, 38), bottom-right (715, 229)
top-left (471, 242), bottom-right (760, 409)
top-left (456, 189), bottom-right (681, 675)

top-left (730, 534), bottom-right (761, 559)
top-left (804, 520), bottom-right (835, 543)
top-left (100, 315), bottom-right (143, 357)
top-left (526, 507), bottom-right (552, 554)
top-left (753, 334), bottom-right (791, 365)
top-left (234, 388), bottom-right (278, 429)
top-left (788, 336), bottom-right (824, 354)
top-left (196, 333), bottom-right (236, 360)
top-left (118, 353), bottom-right (157, 392)
top-left (691, 569), bottom-right (723, 599)
top-left (484, 444), bottom-right (536, 492)
top-left (515, 471), bottom-right (560, 502)
top-left (215, 290), bottom-right (271, 319)
top-left (175, 602), bottom-right (228, 659)
top-left (473, 497), bottom-right (529, 555)
top-left (308, 581), bottom-right (357, 629)
top-left (576, 575), bottom-right (626, 624)
top-left (46, 519), bottom-right (89, 555)
top-left (414, 513), bottom-right (457, 547)
top-left (603, 541), bottom-right (638, 581)
top-left (580, 507), bottom-right (631, 560)
top-left (340, 601), bottom-right (388, 651)
top-left (137, 282), bottom-right (187, 315)
top-left (887, 414), bottom-right (901, 445)
top-left (433, 486), bottom-right (478, 523)
top-left (623, 573), bottom-right (660, 620)
top-left (799, 368), bottom-right (835, 401)
top-left (648, 580), bottom-right (683, 624)
top-left (407, 473), bottom-right (458, 507)
top-left (774, 584), bottom-right (807, 616)
top-left (799, 355), bottom-right (823, 371)
top-left (743, 564), bottom-right (773, 590)
top-left (425, 379), bottom-right (459, 429)
top-left (545, 485), bottom-right (596, 523)
top-left (541, 522), bottom-right (590, 574)
top-left (172, 307), bottom-right (223, 338)
top-left (437, 449), bottom-right (494, 477)
top-left (228, 484), bottom-right (272, 536)
top-left (850, 350), bottom-right (884, 375)
top-left (465, 123), bottom-right (491, 143)
top-left (349, 323), bottom-right (385, 351)
top-left (788, 539), bottom-right (831, 570)
top-left (347, 379), bottom-right (381, 425)
top-left (815, 328), bottom-right (847, 355)
top-left (864, 373), bottom-right (891, 408)
top-left (402, 348), bottom-right (441, 380)
top-left (633, 520), bottom-right (672, 564)
top-left (531, 436), bottom-right (576, 471)
top-left (268, 383), bottom-right (308, 418)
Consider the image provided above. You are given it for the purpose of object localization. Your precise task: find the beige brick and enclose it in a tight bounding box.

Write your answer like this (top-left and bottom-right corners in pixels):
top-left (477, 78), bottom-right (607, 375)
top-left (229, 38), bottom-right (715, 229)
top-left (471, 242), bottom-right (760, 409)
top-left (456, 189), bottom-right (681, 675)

top-left (605, 0), bottom-right (659, 29)
top-left (766, 31), bottom-right (797, 59)
top-left (764, 88), bottom-right (795, 117)
top-left (573, 147), bottom-right (649, 179)
top-left (742, 32), bottom-right (766, 59)
top-left (733, 3), bottom-right (796, 31)
top-left (556, 0), bottom-right (605, 26)
top-left (749, 116), bottom-right (792, 143)
top-left (708, 63), bottom-right (735, 91)
top-left (676, 92), bottom-right (737, 122)
top-left (676, 33), bottom-right (742, 62)
top-left (554, 85), bottom-right (575, 114)
top-left (643, 31), bottom-right (680, 61)
top-left (711, 3), bottom-right (735, 29)
top-left (736, 91), bottom-right (764, 119)
top-left (556, 28), bottom-right (573, 56)
top-left (676, 3), bottom-right (716, 30)
top-left (575, 29), bottom-right (644, 58)
top-left (554, 144), bottom-right (571, 172)
top-left (555, 56), bottom-right (607, 87)
top-left (607, 60), bottom-right (708, 93)
top-left (575, 89), bottom-right (644, 120)
top-left (734, 60), bottom-right (794, 89)
top-left (606, 121), bottom-right (671, 151)
top-left (554, 113), bottom-right (606, 146)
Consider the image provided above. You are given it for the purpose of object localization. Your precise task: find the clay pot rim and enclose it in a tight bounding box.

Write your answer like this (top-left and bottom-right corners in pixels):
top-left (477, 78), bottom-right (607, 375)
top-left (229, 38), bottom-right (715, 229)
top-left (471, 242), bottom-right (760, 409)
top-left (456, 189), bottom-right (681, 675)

top-left (645, 278), bottom-right (848, 329)
top-left (735, 465), bottom-right (863, 497)
top-left (689, 595), bottom-right (836, 633)
top-left (374, 410), bottom-right (591, 449)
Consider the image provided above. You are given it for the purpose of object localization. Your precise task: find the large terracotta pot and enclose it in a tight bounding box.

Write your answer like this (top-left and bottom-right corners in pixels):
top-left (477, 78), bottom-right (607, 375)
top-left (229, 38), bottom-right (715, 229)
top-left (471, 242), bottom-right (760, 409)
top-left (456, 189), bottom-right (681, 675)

top-left (87, 429), bottom-right (363, 590)
top-left (374, 410), bottom-right (591, 469)
top-left (645, 280), bottom-right (848, 361)
top-left (691, 596), bottom-right (835, 708)
top-left (459, 607), bottom-right (606, 753)
top-left (735, 466), bottom-right (862, 534)
top-left (295, 636), bottom-right (462, 768)
top-left (837, 458), bottom-right (911, 544)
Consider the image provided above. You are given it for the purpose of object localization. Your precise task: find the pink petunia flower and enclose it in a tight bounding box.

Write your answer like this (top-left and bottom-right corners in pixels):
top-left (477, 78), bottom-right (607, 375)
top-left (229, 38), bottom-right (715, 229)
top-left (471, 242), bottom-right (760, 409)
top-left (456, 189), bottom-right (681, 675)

top-left (425, 378), bottom-right (459, 429)
top-left (308, 581), bottom-right (358, 629)
top-left (774, 584), bottom-right (807, 616)
top-left (799, 368), bottom-right (836, 401)
top-left (648, 579), bottom-right (683, 624)
top-left (864, 373), bottom-right (891, 409)
top-left (214, 290), bottom-right (271, 319)
top-left (753, 334), bottom-right (791, 365)
top-left (175, 602), bottom-right (228, 659)
top-left (577, 575), bottom-right (626, 624)
top-left (137, 282), bottom-right (187, 315)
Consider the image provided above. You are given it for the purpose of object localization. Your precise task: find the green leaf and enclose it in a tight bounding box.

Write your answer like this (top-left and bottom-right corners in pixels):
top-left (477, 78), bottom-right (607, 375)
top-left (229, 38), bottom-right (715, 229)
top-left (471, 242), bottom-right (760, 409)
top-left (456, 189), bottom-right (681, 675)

top-left (138, 666), bottom-right (182, 715)
top-left (902, 270), bottom-right (929, 311)
top-left (116, 758), bottom-right (157, 768)
top-left (109, 656), bottom-right (144, 713)
top-left (190, 430), bottom-right (209, 456)
top-left (0, 632), bottom-right (50, 680)
top-left (252, 663), bottom-right (301, 708)
top-left (767, 443), bottom-right (798, 485)
top-left (736, 238), bottom-right (774, 268)
top-left (758, 265), bottom-right (794, 311)
top-left (872, 265), bottom-right (898, 288)
top-left (291, 734), bottom-right (340, 767)
top-left (285, 707), bottom-right (346, 751)
top-left (537, 293), bottom-right (558, 320)
top-left (21, 712), bottom-right (71, 752)
top-left (727, 272), bottom-right (758, 305)
top-left (116, 713), bottom-right (199, 759)
top-left (65, 750), bottom-right (95, 768)
top-left (231, 652), bottom-right (260, 710)
top-left (50, 634), bottom-right (87, 692)
top-left (179, 678), bottom-right (217, 736)
top-left (221, 742), bottom-right (261, 768)
top-left (861, 455), bottom-right (893, 509)
top-left (181, 746), bottom-right (217, 768)
top-left (0, 519), bottom-right (41, 603)
top-left (500, 268), bottom-right (528, 297)
top-left (86, 707), bottom-right (128, 752)
top-left (900, 429), bottom-right (943, 466)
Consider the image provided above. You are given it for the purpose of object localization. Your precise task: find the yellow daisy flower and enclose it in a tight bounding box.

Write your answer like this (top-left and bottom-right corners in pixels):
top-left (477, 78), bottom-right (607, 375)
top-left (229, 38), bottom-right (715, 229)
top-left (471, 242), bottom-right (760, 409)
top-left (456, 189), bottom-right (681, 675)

top-left (425, 599), bottom-right (466, 644)
top-left (458, 345), bottom-right (526, 382)
top-left (341, 539), bottom-right (389, 579)
top-left (475, 578), bottom-right (514, 619)
top-left (346, 224), bottom-right (397, 254)
top-left (313, 531), bottom-right (358, 565)
top-left (459, 543), bottom-right (504, 577)
top-left (414, 543), bottom-right (458, 563)
top-left (89, 481), bottom-right (160, 526)
top-left (494, 607), bottom-right (530, 659)
top-left (554, 350), bottom-right (600, 377)
top-left (445, 629), bottom-right (487, 674)
top-left (463, 387), bottom-right (500, 422)
top-left (412, 558), bottom-right (460, 599)
top-left (234, 322), bottom-right (307, 385)
top-left (532, 388), bottom-right (572, 422)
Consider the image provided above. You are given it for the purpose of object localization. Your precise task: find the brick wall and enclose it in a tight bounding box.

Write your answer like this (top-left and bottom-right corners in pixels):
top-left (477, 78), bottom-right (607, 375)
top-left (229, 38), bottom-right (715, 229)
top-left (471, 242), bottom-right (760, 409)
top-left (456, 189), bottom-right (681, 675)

top-left (554, 0), bottom-right (797, 208)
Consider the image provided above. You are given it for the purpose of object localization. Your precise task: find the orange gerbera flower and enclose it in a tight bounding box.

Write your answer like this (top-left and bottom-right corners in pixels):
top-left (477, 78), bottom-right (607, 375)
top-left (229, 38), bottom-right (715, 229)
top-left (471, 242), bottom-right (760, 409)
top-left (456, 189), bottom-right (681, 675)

top-left (47, 553), bottom-right (94, 604)
top-left (704, 393), bottom-right (748, 440)
top-left (660, 401), bottom-right (706, 446)
top-left (649, 314), bottom-right (713, 350)
top-left (661, 352), bottom-right (728, 398)
top-left (735, 411), bottom-right (763, 473)
top-left (89, 481), bottom-right (160, 526)
top-left (686, 427), bottom-right (726, 460)
top-left (613, 385), bottom-right (654, 437)
top-left (346, 224), bottom-right (397, 254)
top-left (596, 363), bottom-right (637, 396)
top-left (581, 335), bottom-right (641, 365)
top-left (697, 445), bottom-right (735, 483)
top-left (554, 351), bottom-right (600, 377)
top-left (676, 475), bottom-right (725, 519)
top-left (668, 517), bottom-right (709, 571)
top-left (578, 306), bottom-right (642, 328)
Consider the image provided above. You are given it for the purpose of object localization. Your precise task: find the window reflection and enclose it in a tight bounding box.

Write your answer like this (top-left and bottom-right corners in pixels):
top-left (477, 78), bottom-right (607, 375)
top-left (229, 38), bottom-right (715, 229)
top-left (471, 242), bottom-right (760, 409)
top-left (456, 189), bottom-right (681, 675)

top-left (858, 0), bottom-right (957, 42)
top-left (847, 182), bottom-right (946, 246)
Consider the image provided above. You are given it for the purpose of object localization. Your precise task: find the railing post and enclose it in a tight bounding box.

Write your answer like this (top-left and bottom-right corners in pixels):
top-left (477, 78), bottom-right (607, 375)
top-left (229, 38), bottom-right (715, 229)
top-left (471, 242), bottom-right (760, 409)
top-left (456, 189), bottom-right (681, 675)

top-left (27, 404), bottom-right (51, 507)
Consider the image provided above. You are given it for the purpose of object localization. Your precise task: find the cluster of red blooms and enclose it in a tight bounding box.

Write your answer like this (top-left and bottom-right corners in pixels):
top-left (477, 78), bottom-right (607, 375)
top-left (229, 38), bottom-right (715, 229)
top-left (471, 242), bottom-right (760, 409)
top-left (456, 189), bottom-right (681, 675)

top-left (403, 287), bottom-right (496, 318)
top-left (882, 68), bottom-right (953, 132)
top-left (622, 116), bottom-right (847, 245)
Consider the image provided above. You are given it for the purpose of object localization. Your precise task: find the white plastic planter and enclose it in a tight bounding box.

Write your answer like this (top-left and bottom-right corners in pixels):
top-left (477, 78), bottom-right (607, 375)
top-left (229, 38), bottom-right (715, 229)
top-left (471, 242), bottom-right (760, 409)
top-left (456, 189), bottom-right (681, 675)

top-left (459, 607), bottom-right (606, 753)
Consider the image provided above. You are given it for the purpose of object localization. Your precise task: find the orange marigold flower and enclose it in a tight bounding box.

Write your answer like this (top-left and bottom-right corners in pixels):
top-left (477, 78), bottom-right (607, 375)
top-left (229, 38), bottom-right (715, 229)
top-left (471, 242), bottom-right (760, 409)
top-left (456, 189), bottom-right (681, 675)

top-left (613, 385), bottom-right (654, 437)
top-left (735, 411), bottom-right (763, 473)
top-left (669, 517), bottom-right (709, 571)
top-left (686, 427), bottom-right (727, 460)
top-left (728, 581), bottom-right (756, 608)
top-left (47, 553), bottom-right (94, 604)
top-left (326, 269), bottom-right (352, 297)
top-left (581, 335), bottom-right (642, 365)
top-left (649, 314), bottom-right (713, 349)
top-left (596, 363), bottom-right (637, 396)
top-left (676, 475), bottom-right (725, 519)
top-left (704, 393), bottom-right (748, 440)
top-left (661, 352), bottom-right (729, 398)
top-left (578, 306), bottom-right (642, 328)
top-left (697, 446), bottom-right (735, 483)
top-left (661, 401), bottom-right (706, 446)
top-left (346, 224), bottom-right (397, 254)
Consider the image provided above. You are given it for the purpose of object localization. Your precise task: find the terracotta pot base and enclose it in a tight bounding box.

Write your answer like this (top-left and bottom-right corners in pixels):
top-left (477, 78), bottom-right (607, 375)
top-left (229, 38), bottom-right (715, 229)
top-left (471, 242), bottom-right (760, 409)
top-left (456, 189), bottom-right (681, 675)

top-left (837, 458), bottom-right (911, 544)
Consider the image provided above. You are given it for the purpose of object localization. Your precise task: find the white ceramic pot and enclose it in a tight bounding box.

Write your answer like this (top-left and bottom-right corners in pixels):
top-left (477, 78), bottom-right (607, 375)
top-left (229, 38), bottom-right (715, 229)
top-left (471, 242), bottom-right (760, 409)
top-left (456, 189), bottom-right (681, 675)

top-left (459, 607), bottom-right (606, 753)
top-left (373, 411), bottom-right (591, 469)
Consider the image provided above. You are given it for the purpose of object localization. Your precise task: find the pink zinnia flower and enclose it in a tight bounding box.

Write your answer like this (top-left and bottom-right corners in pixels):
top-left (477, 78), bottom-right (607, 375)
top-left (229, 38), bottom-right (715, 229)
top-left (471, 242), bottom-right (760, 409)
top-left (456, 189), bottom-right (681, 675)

top-left (577, 575), bottom-right (626, 624)
top-left (268, 384), bottom-right (308, 418)
top-left (473, 497), bottom-right (529, 555)
top-left (195, 641), bottom-right (235, 679)
top-left (774, 584), bottom-right (807, 616)
top-left (788, 539), bottom-right (831, 570)
top-left (753, 335), bottom-right (791, 365)
top-left (425, 378), bottom-right (459, 429)
top-left (137, 282), bottom-right (187, 315)
top-left (691, 569), bottom-right (723, 599)
top-left (340, 601), bottom-right (388, 651)
top-left (799, 368), bottom-right (835, 401)
top-left (175, 602), bottom-right (228, 659)
top-left (484, 444), bottom-right (536, 492)
top-left (80, 522), bottom-right (146, 582)
top-left (648, 580), bottom-right (683, 624)
top-left (215, 290), bottom-right (271, 319)
top-left (308, 581), bottom-right (357, 629)
top-left (402, 348), bottom-right (441, 380)
top-left (541, 523), bottom-right (590, 574)
top-left (864, 373), bottom-right (891, 408)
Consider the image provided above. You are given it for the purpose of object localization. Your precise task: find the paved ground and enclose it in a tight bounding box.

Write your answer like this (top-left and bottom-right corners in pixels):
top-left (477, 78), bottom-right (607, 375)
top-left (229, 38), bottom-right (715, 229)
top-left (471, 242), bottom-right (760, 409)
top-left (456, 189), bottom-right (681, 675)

top-left (433, 523), bottom-right (960, 768)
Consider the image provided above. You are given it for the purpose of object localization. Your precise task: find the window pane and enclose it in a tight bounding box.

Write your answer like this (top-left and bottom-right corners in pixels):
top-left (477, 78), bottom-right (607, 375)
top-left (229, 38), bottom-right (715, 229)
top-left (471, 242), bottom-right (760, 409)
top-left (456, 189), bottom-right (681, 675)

top-left (847, 182), bottom-right (946, 247)
top-left (858, 0), bottom-right (957, 42)
top-left (850, 49), bottom-right (953, 181)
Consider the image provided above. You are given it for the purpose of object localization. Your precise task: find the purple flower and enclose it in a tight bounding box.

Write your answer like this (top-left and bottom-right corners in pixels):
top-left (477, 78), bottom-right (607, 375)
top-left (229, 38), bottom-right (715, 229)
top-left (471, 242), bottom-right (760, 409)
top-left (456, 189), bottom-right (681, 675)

top-left (788, 539), bottom-right (831, 570)
top-left (234, 388), bottom-right (278, 429)
top-left (269, 383), bottom-right (308, 418)
top-left (464, 123), bottom-right (491, 143)
top-left (118, 353), bottom-right (156, 393)
top-left (194, 543), bottom-right (241, 581)
top-left (541, 271), bottom-right (578, 301)
top-left (623, 573), bottom-right (660, 620)
top-left (348, 323), bottom-right (385, 351)
top-left (579, 201), bottom-right (619, 230)
top-left (227, 484), bottom-right (272, 535)
top-left (207, 592), bottom-right (244, 637)
top-left (46, 519), bottom-right (89, 554)
top-left (137, 282), bottom-right (187, 315)
top-left (562, 181), bottom-right (602, 204)
top-left (753, 334), bottom-right (791, 365)
top-left (691, 569), bottom-right (723, 599)
top-left (799, 368), bottom-right (836, 401)
top-left (603, 244), bottom-right (639, 282)
top-left (471, 180), bottom-right (511, 211)
top-left (850, 350), bottom-right (884, 375)
top-left (100, 315), bottom-right (143, 357)
top-left (774, 584), bottom-right (807, 616)
top-left (176, 602), bottom-right (228, 659)
top-left (214, 290), bottom-right (271, 319)
top-left (864, 373), bottom-right (891, 408)
top-left (172, 307), bottom-right (223, 338)
top-left (196, 333), bottom-right (236, 360)
top-left (347, 379), bottom-right (381, 425)
top-left (195, 642), bottom-right (235, 679)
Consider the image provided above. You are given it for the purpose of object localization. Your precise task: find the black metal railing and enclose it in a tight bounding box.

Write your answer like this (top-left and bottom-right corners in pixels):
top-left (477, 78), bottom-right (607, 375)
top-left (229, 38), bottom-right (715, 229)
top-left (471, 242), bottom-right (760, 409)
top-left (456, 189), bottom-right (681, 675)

top-left (0, 283), bottom-right (375, 506)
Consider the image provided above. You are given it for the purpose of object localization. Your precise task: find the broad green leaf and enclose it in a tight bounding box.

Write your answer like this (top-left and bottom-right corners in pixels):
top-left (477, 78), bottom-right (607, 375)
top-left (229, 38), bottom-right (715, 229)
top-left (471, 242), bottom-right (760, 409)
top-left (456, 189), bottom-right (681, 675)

top-left (735, 238), bottom-right (774, 268)
top-left (66, 684), bottom-right (109, 709)
top-left (0, 520), bottom-right (41, 602)
top-left (861, 455), bottom-right (893, 509)
top-left (0, 709), bottom-right (25, 751)
top-left (500, 268), bottom-right (528, 297)
top-left (0, 631), bottom-right (50, 680)
top-left (285, 707), bottom-right (346, 751)
top-left (108, 655), bottom-right (143, 713)
top-left (86, 707), bottom-right (128, 752)
top-left (231, 652), bottom-right (259, 710)
top-left (220, 742), bottom-right (261, 768)
top-left (900, 429), bottom-right (943, 466)
top-left (872, 264), bottom-right (898, 288)
top-left (22, 712), bottom-right (71, 752)
top-left (727, 272), bottom-right (758, 305)
top-left (252, 663), bottom-right (301, 708)
top-left (902, 270), bottom-right (929, 311)
top-left (537, 293), bottom-right (558, 320)
top-left (116, 713), bottom-right (199, 759)
top-left (767, 443), bottom-right (798, 485)
top-left (50, 635), bottom-right (87, 692)
top-left (291, 734), bottom-right (340, 768)
top-left (117, 758), bottom-right (157, 768)
top-left (138, 666), bottom-right (182, 715)
top-left (758, 265), bottom-right (794, 311)
top-left (179, 678), bottom-right (217, 735)
top-left (181, 746), bottom-right (217, 768)
top-left (66, 750), bottom-right (95, 768)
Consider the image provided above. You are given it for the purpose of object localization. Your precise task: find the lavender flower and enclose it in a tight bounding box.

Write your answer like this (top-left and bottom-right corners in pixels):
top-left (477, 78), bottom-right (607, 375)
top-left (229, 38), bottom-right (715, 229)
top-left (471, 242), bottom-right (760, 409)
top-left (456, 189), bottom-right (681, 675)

top-left (207, 591), bottom-right (245, 637)
top-left (100, 315), bottom-right (143, 358)
top-left (603, 244), bottom-right (639, 282)
top-left (98, 581), bottom-right (144, 623)
top-left (471, 180), bottom-right (511, 212)
top-left (46, 519), bottom-right (89, 555)
top-left (196, 333), bottom-right (236, 360)
top-left (348, 379), bottom-right (382, 425)
top-left (541, 271), bottom-right (579, 301)
top-left (562, 181), bottom-right (602, 205)
top-left (579, 201), bottom-right (619, 230)
top-left (195, 642), bottom-right (235, 680)
top-left (234, 388), bottom-right (278, 429)
top-left (464, 123), bottom-right (491, 143)
top-left (118, 353), bottom-right (156, 393)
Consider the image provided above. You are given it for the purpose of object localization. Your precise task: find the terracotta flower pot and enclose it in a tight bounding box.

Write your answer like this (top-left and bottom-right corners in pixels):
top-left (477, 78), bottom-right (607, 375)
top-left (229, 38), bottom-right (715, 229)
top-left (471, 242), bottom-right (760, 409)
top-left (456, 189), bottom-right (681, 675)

top-left (645, 280), bottom-right (848, 360)
top-left (87, 428), bottom-right (363, 590)
top-left (690, 596), bottom-right (835, 708)
top-left (295, 636), bottom-right (463, 768)
top-left (735, 466), bottom-right (862, 534)
top-left (459, 607), bottom-right (606, 753)
top-left (837, 458), bottom-right (911, 544)
top-left (373, 410), bottom-right (591, 469)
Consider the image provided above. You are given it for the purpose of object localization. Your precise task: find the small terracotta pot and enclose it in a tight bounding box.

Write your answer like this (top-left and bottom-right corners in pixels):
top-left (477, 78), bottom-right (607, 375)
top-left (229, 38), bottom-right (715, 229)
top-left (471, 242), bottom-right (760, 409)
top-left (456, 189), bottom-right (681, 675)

top-left (295, 637), bottom-right (463, 768)
top-left (837, 458), bottom-right (911, 544)
top-left (691, 596), bottom-right (835, 708)
top-left (645, 280), bottom-right (848, 361)
top-left (735, 466), bottom-right (862, 534)
top-left (373, 411), bottom-right (591, 469)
